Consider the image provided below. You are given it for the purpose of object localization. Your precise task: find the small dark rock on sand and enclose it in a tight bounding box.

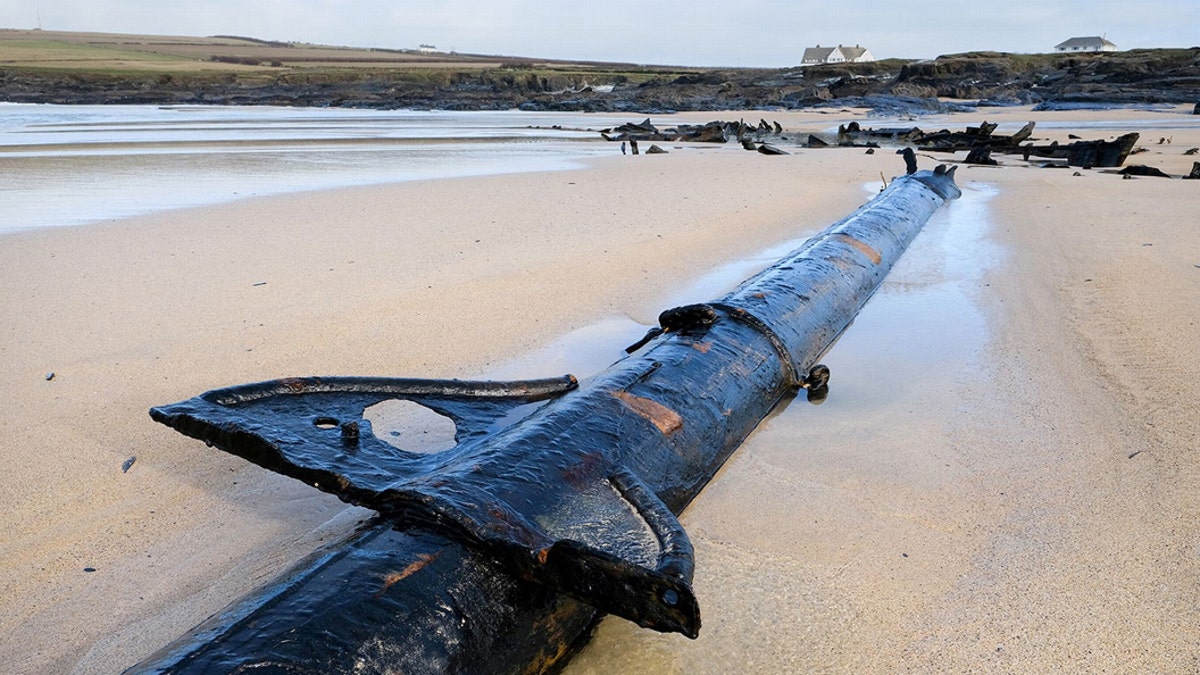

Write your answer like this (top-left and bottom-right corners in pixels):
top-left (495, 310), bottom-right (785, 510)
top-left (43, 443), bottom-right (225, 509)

top-left (1120, 165), bottom-right (1173, 178)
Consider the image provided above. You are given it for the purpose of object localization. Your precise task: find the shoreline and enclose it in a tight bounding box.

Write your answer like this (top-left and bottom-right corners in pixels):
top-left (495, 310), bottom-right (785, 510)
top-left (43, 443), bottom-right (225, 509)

top-left (2, 106), bottom-right (1200, 672)
top-left (4, 103), bottom-right (1197, 236)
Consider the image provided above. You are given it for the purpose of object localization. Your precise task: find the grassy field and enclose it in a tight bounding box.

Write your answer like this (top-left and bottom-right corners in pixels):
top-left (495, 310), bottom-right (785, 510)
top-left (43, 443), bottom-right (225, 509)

top-left (0, 29), bottom-right (511, 73)
top-left (0, 27), bottom-right (710, 100)
top-left (0, 28), bottom-right (697, 83)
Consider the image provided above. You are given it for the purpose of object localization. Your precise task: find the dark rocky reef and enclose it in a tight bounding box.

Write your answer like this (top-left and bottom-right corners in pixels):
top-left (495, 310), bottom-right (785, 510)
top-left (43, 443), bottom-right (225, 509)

top-left (839, 119), bottom-right (1140, 168)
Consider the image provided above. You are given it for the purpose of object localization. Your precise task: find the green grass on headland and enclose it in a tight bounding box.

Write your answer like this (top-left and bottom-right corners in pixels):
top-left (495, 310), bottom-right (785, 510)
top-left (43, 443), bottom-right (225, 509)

top-left (0, 28), bottom-right (715, 107)
top-left (0, 28), bottom-right (696, 81)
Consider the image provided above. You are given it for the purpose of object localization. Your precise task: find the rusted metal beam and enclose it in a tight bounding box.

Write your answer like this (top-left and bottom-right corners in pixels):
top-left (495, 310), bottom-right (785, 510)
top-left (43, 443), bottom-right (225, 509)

top-left (135, 167), bottom-right (961, 674)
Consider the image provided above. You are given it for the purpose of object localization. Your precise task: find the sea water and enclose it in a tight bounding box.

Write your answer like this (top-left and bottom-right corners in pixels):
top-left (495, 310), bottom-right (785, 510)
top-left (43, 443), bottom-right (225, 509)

top-left (0, 104), bottom-right (623, 234)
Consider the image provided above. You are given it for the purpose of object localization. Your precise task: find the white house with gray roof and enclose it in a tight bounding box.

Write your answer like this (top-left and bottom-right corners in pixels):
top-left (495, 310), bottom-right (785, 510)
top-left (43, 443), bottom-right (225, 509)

top-left (1054, 36), bottom-right (1117, 53)
top-left (801, 44), bottom-right (875, 66)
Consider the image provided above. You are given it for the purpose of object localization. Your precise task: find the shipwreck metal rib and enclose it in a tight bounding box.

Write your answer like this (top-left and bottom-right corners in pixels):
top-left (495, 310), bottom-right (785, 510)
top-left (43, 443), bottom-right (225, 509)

top-left (136, 167), bottom-right (961, 674)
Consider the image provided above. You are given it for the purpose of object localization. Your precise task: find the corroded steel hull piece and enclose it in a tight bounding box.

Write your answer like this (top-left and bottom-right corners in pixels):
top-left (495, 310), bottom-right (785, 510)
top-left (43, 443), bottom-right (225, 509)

top-left (139, 168), bottom-right (960, 673)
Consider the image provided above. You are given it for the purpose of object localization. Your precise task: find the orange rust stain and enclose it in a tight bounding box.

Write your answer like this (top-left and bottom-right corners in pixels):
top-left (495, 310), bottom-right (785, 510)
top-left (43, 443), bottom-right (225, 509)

top-left (537, 548), bottom-right (550, 565)
top-left (752, 292), bottom-right (767, 299)
top-left (691, 341), bottom-right (713, 354)
top-left (376, 551), bottom-right (442, 597)
top-left (613, 391), bottom-right (684, 435)
top-left (834, 234), bottom-right (882, 264)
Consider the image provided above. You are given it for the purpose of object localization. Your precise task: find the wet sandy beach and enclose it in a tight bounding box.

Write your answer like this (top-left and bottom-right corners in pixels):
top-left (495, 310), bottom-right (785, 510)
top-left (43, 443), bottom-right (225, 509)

top-left (2, 106), bottom-right (1199, 672)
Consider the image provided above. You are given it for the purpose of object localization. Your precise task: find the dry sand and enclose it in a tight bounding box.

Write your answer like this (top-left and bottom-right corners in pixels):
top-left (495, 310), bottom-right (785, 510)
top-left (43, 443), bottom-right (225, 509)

top-left (1, 106), bottom-right (1198, 673)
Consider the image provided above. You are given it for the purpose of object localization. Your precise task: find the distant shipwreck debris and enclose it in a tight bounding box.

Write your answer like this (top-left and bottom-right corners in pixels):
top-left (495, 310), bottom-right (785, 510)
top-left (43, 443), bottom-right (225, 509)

top-left (600, 117), bottom-right (785, 145)
top-left (840, 120), bottom-right (1139, 168)
top-left (602, 117), bottom-right (1140, 169)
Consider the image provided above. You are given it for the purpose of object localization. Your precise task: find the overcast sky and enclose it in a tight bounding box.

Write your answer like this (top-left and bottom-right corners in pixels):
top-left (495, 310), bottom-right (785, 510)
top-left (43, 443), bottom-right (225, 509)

top-left (3, 1), bottom-right (1197, 67)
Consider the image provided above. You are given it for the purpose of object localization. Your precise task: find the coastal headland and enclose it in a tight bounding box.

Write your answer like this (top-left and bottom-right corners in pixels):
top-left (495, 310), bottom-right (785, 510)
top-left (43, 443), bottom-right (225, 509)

top-left (2, 29), bottom-right (1198, 111)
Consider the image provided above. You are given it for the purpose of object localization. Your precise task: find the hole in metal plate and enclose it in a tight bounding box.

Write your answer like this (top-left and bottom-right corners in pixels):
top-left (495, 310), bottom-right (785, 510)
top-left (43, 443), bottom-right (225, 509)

top-left (363, 400), bottom-right (458, 454)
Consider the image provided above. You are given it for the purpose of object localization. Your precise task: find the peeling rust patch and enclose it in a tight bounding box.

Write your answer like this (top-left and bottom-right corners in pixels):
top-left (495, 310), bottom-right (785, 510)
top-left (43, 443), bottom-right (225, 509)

top-left (833, 233), bottom-right (882, 265)
top-left (691, 342), bottom-right (713, 354)
top-left (377, 552), bottom-right (441, 597)
top-left (613, 391), bottom-right (684, 435)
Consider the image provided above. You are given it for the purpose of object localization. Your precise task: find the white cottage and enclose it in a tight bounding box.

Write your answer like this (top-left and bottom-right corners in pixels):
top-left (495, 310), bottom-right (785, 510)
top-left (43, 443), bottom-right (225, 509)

top-left (1054, 36), bottom-right (1117, 53)
top-left (801, 44), bottom-right (876, 66)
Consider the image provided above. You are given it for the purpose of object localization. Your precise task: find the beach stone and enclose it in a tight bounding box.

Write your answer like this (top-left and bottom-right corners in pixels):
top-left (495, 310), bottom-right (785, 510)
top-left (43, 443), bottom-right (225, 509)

top-left (1120, 165), bottom-right (1172, 178)
top-left (645, 144), bottom-right (668, 154)
top-left (1186, 162), bottom-right (1200, 180)
top-left (1193, 102), bottom-right (1200, 115)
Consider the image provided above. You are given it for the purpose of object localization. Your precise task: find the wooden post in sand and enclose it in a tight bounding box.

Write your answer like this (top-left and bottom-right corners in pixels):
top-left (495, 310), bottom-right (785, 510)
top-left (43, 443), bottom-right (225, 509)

top-left (137, 168), bottom-right (961, 674)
